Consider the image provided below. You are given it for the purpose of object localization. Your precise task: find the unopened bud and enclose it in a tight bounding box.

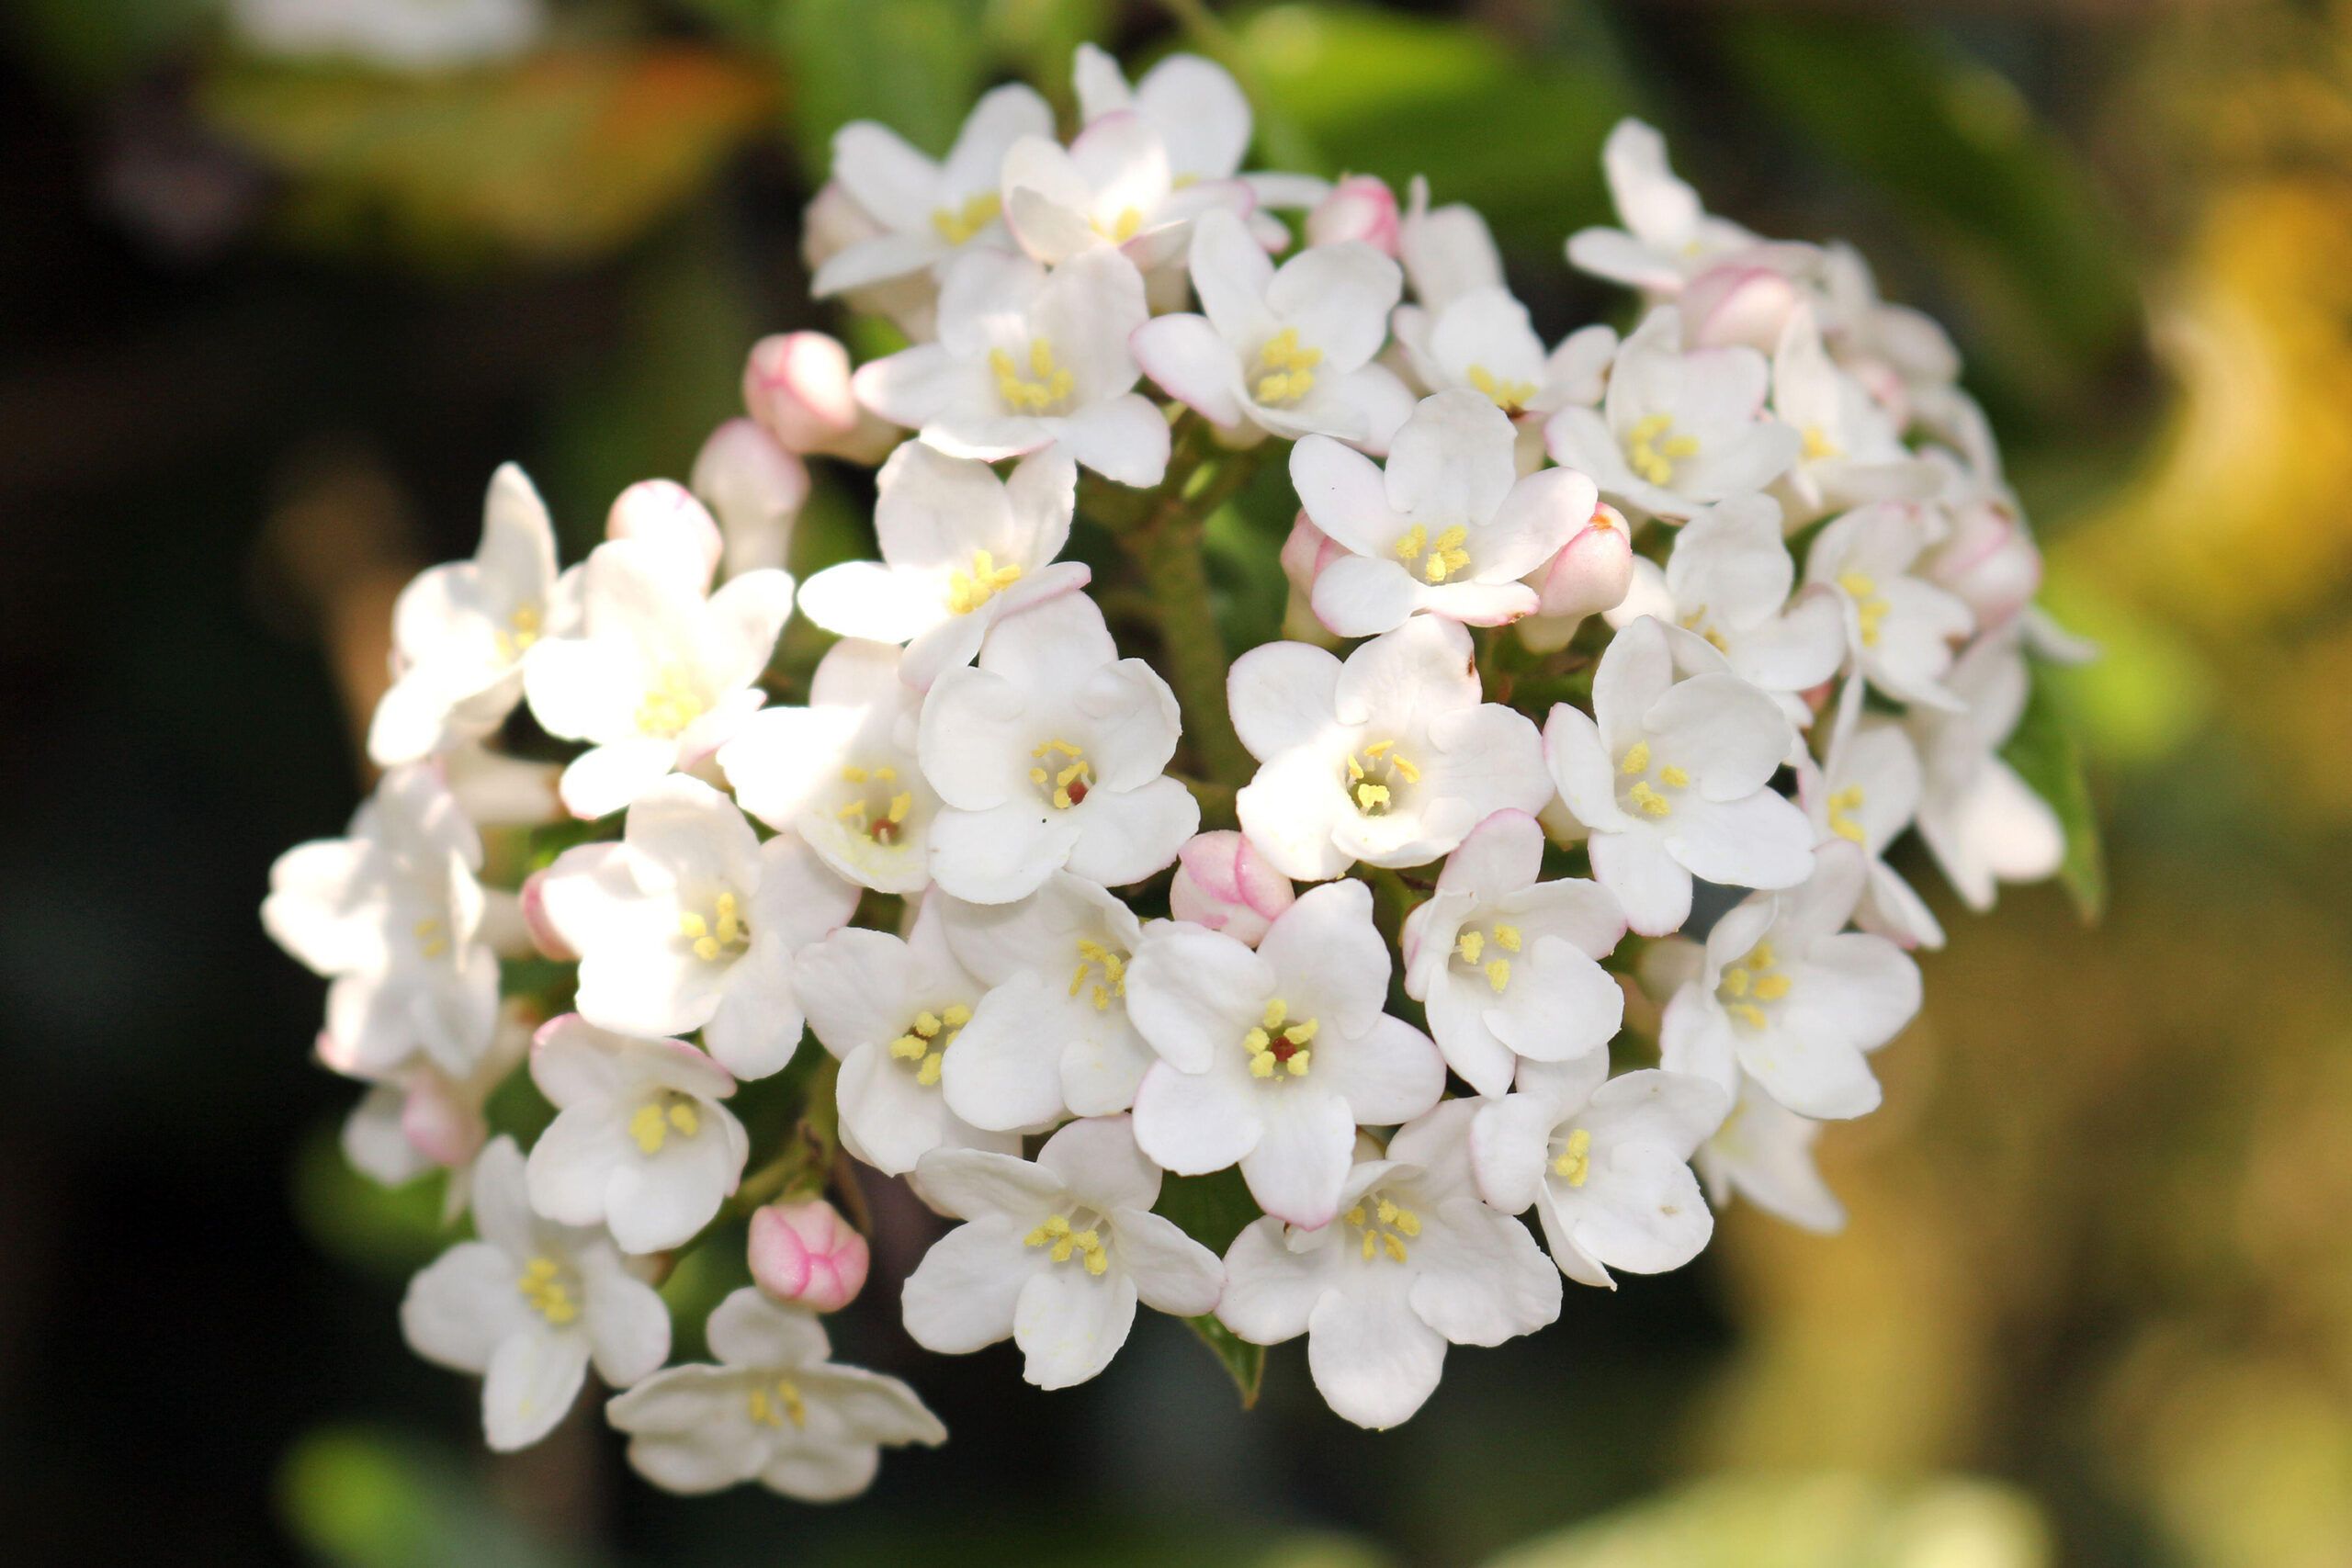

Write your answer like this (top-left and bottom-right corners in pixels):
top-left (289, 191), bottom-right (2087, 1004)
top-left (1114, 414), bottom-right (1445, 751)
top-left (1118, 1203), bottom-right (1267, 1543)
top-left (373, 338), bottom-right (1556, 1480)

top-left (1306, 175), bottom-right (1400, 255)
top-left (742, 332), bottom-right (898, 463)
top-left (1170, 830), bottom-right (1296, 947)
top-left (1681, 262), bottom-right (1805, 354)
top-left (691, 417), bottom-right (808, 577)
top-left (749, 1198), bottom-right (870, 1313)
top-left (1527, 502), bottom-right (1634, 620)
top-left (606, 479), bottom-right (722, 592)
top-left (1924, 498), bottom-right (2041, 629)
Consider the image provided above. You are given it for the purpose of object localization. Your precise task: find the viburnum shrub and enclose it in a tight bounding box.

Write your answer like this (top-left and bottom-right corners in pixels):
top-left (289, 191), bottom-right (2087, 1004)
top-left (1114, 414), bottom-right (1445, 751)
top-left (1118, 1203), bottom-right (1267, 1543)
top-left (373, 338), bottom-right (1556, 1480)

top-left (266, 43), bottom-right (2088, 1488)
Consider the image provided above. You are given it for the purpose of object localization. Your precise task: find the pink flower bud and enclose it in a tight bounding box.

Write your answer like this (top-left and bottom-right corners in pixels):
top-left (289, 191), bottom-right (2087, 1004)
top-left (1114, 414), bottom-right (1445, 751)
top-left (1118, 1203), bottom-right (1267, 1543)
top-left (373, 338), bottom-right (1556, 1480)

top-left (1527, 502), bottom-right (1634, 619)
top-left (691, 417), bottom-right (808, 576)
top-left (1924, 499), bottom-right (2041, 629)
top-left (1170, 830), bottom-right (1296, 947)
top-left (518, 868), bottom-right (574, 961)
top-left (1279, 511), bottom-right (1344, 597)
top-left (1681, 262), bottom-right (1805, 354)
top-left (606, 479), bottom-right (722, 591)
top-left (749, 1199), bottom-right (870, 1313)
top-left (1306, 175), bottom-right (1400, 255)
top-left (400, 1073), bottom-right (488, 1168)
top-left (741, 332), bottom-right (898, 463)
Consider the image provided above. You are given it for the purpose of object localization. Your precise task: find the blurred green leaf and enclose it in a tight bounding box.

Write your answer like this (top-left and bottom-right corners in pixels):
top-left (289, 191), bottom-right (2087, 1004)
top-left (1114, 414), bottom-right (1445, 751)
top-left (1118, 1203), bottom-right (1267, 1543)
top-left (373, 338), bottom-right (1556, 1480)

top-left (770, 0), bottom-right (991, 181)
top-left (1185, 1314), bottom-right (1265, 1409)
top-left (2003, 659), bottom-right (2107, 922)
top-left (280, 1427), bottom-right (596, 1568)
top-left (1156, 1166), bottom-right (1266, 1404)
top-left (199, 49), bottom-right (774, 263)
top-left (291, 1124), bottom-right (451, 1281)
top-left (7, 0), bottom-right (213, 92)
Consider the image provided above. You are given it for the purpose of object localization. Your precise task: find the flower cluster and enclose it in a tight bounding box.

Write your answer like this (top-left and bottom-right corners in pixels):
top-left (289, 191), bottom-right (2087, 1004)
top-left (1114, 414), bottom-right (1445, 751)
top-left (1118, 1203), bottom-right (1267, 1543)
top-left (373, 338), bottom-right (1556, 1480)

top-left (266, 49), bottom-right (2083, 1489)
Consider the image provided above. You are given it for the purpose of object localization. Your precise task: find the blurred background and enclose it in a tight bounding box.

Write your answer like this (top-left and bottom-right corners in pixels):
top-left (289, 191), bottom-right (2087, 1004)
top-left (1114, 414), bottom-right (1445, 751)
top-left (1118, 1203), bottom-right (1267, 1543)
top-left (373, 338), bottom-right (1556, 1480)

top-left (5, 0), bottom-right (2349, 1563)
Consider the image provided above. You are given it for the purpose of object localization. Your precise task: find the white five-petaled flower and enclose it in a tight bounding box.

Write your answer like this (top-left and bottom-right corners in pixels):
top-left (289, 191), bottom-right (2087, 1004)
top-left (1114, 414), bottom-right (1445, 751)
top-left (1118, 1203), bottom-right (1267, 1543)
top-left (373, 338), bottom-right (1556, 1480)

top-left (1695, 1069), bottom-right (1847, 1235)
top-left (401, 1136), bottom-right (669, 1452)
top-left (1216, 1101), bottom-right (1561, 1430)
top-left (1565, 118), bottom-right (1762, 295)
top-left (605, 1286), bottom-right (944, 1499)
top-left (1127, 879), bottom-right (1445, 1228)
top-left (935, 872), bottom-right (1155, 1128)
top-left (1657, 840), bottom-right (1922, 1121)
top-left (917, 593), bottom-right (1196, 904)
top-left (1545, 615), bottom-right (1815, 937)
top-left (1400, 809), bottom-right (1627, 1098)
top-left (718, 638), bottom-right (939, 897)
top-left (524, 1015), bottom-right (748, 1256)
top-left (1392, 287), bottom-right (1617, 424)
top-left (1231, 615), bottom-right (1552, 879)
top-left (1294, 390), bottom-right (1591, 636)
top-left (1131, 207), bottom-right (1409, 448)
top-left (810, 83), bottom-right (1054, 300)
top-left (519, 537), bottom-right (795, 819)
top-left (1468, 1055), bottom-right (1728, 1288)
top-left (1070, 44), bottom-right (1328, 237)
top-left (1544, 306), bottom-right (1801, 521)
top-left (1905, 629), bottom-right (2064, 912)
top-left (902, 1116), bottom-right (1225, 1389)
top-left (1804, 502), bottom-right (1975, 710)
top-left (999, 111), bottom-right (1256, 279)
top-left (330, 997), bottom-right (530, 1222)
top-left (1605, 491), bottom-right (1847, 729)
top-left (369, 463), bottom-right (563, 766)
top-left (1770, 304), bottom-right (1940, 523)
top-left (791, 895), bottom-right (1021, 1177)
top-left (853, 247), bottom-right (1171, 487)
top-left (1397, 175), bottom-right (1506, 315)
top-left (265, 763), bottom-right (518, 1078)
top-left (1799, 680), bottom-right (1943, 950)
top-left (533, 775), bottom-right (857, 1079)
top-left (793, 442), bottom-right (1089, 692)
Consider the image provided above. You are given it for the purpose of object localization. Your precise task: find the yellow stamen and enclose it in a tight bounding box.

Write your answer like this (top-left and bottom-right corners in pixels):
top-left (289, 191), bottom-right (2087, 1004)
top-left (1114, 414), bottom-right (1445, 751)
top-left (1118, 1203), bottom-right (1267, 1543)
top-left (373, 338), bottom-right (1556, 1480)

top-left (1620, 741), bottom-right (1651, 775)
top-left (931, 192), bottom-right (1001, 246)
top-left (1838, 571), bottom-right (1889, 648)
top-left (945, 547), bottom-right (1024, 615)
top-left (1467, 363), bottom-right (1538, 412)
top-left (1552, 1127), bottom-right (1592, 1188)
top-left (989, 341), bottom-right (1076, 414)
top-left (1827, 784), bottom-right (1867, 845)
top-left (517, 1256), bottom-right (577, 1325)
top-left (1250, 327), bottom-right (1324, 407)
top-left (1626, 412), bottom-right (1700, 487)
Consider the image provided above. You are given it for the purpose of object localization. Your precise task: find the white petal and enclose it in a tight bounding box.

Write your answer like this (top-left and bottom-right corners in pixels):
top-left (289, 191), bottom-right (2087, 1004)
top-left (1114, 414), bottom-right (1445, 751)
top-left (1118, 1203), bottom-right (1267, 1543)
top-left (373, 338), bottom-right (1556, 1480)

top-left (1013, 1265), bottom-right (1138, 1389)
top-left (1306, 1282), bottom-right (1446, 1430)
top-left (482, 1328), bottom-right (590, 1451)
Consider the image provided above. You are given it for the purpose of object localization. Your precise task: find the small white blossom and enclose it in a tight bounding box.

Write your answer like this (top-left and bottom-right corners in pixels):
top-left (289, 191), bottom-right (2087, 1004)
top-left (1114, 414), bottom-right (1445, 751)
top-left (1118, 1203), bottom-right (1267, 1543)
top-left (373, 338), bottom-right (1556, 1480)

top-left (1127, 880), bottom-right (1445, 1228)
top-left (1070, 44), bottom-right (1328, 231)
top-left (1804, 501), bottom-right (1975, 710)
top-left (999, 112), bottom-right (1254, 276)
top-left (1566, 118), bottom-right (1761, 295)
top-left (1695, 1071), bottom-right (1847, 1234)
top-left (401, 1137), bottom-right (669, 1452)
top-left (902, 1116), bottom-right (1224, 1389)
top-left (606, 1287), bottom-right (944, 1499)
top-left (1397, 175), bottom-right (1505, 314)
top-left (1906, 630), bottom-right (2064, 911)
top-left (1216, 1101), bottom-right (1561, 1429)
top-left (1393, 288), bottom-right (1617, 425)
top-left (1770, 304), bottom-right (1940, 522)
top-left (329, 998), bottom-right (530, 1221)
top-left (1799, 680), bottom-right (1943, 950)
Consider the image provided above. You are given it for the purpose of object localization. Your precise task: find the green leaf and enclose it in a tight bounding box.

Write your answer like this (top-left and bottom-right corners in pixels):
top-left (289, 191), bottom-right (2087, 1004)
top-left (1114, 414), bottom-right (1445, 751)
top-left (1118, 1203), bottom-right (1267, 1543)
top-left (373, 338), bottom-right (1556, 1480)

top-left (769, 0), bottom-right (990, 180)
top-left (289, 1125), bottom-right (452, 1282)
top-left (1156, 1166), bottom-right (1268, 1404)
top-left (2001, 660), bottom-right (2106, 922)
top-left (1185, 1314), bottom-right (1267, 1409)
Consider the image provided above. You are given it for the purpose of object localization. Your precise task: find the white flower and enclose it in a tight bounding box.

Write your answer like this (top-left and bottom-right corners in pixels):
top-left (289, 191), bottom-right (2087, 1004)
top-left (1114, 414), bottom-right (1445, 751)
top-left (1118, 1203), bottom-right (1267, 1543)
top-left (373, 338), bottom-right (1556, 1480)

top-left (1566, 118), bottom-right (1761, 295)
top-left (1657, 841), bottom-right (1921, 1120)
top-left (999, 112), bottom-right (1255, 276)
top-left (1469, 1055), bottom-right (1727, 1287)
top-left (1816, 240), bottom-right (1962, 398)
top-left (810, 83), bottom-right (1054, 300)
top-left (1905, 630), bottom-right (2064, 911)
top-left (1397, 175), bottom-right (1504, 314)
top-left (401, 1137), bottom-right (669, 1452)
top-left (689, 417), bottom-right (808, 580)
top-left (792, 895), bottom-right (1022, 1177)
top-left (1132, 208), bottom-right (1409, 447)
top-left (264, 764), bottom-right (517, 1078)
top-left (606, 1287), bottom-right (944, 1499)
top-left (1070, 44), bottom-right (1328, 226)
top-left (534, 775), bottom-right (857, 1079)
top-left (1804, 501), bottom-right (1975, 710)
top-left (1294, 390), bottom-right (1590, 637)
top-left (718, 639), bottom-right (939, 896)
top-left (902, 1116), bottom-right (1225, 1389)
top-left (853, 247), bottom-right (1171, 487)
top-left (1216, 1101), bottom-right (1561, 1429)
top-left (1400, 809), bottom-right (1626, 1098)
top-left (793, 441), bottom-right (1089, 691)
top-left (1231, 615), bottom-right (1551, 880)
top-left (1604, 491), bottom-right (1847, 728)
top-left (935, 872), bottom-right (1155, 1127)
top-left (1799, 680), bottom-right (1943, 950)
top-left (1770, 305), bottom-right (1940, 522)
top-left (917, 593), bottom-right (1197, 904)
top-left (1544, 615), bottom-right (1815, 936)
top-left (1543, 307), bottom-right (1801, 521)
top-left (1393, 288), bottom-right (1617, 423)
top-left (520, 537), bottom-right (795, 819)
top-left (1693, 1071), bottom-right (1846, 1234)
top-left (1127, 880), bottom-right (1445, 1227)
top-left (369, 463), bottom-right (562, 767)
top-left (524, 1015), bottom-right (749, 1256)
top-left (330, 998), bottom-right (529, 1221)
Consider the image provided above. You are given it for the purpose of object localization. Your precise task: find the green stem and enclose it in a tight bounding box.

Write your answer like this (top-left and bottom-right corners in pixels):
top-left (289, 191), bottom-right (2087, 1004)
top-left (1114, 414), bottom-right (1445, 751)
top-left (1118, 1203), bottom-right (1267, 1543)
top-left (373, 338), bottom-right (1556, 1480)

top-left (1120, 455), bottom-right (1260, 789)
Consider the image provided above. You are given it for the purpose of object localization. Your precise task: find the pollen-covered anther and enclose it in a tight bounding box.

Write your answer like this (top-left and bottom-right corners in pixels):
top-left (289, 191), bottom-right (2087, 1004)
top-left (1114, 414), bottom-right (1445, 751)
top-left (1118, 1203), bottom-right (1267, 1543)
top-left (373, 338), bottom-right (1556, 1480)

top-left (413, 916), bottom-right (448, 960)
top-left (930, 192), bottom-right (1001, 246)
top-left (1718, 942), bottom-right (1791, 1031)
top-left (1619, 739), bottom-right (1688, 817)
top-left (1625, 412), bottom-right (1701, 486)
top-left (989, 339), bottom-right (1077, 414)
top-left (1023, 1213), bottom-right (1111, 1276)
top-left (1345, 1194), bottom-right (1420, 1263)
top-left (1393, 523), bottom-right (1473, 583)
top-left (1455, 922), bottom-right (1521, 991)
top-left (1029, 738), bottom-right (1093, 808)
top-left (678, 890), bottom-right (749, 963)
top-left (1251, 327), bottom-right (1323, 406)
top-left (1826, 784), bottom-right (1867, 845)
top-left (628, 1094), bottom-right (703, 1155)
top-left (836, 764), bottom-right (914, 845)
top-left (636, 666), bottom-right (706, 739)
top-left (1467, 364), bottom-right (1539, 412)
top-left (517, 1256), bottom-right (578, 1325)
top-left (494, 602), bottom-right (543, 660)
top-left (1069, 938), bottom-right (1127, 1012)
top-left (1838, 571), bottom-right (1890, 648)
top-left (746, 1377), bottom-right (808, 1428)
top-left (888, 1003), bottom-right (972, 1087)
top-left (1346, 739), bottom-right (1422, 815)
top-left (1246, 998), bottom-right (1318, 1079)
top-left (1551, 1127), bottom-right (1592, 1188)
top-left (945, 548), bottom-right (1023, 615)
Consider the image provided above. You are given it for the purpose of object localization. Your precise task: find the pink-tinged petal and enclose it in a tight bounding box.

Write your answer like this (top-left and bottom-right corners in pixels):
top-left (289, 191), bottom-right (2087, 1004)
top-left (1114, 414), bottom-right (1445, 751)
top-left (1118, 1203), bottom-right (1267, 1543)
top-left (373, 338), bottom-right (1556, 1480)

top-left (1384, 389), bottom-right (1516, 525)
top-left (852, 344), bottom-right (980, 430)
top-left (482, 1329), bottom-right (590, 1452)
top-left (1436, 808), bottom-right (1544, 901)
top-left (1170, 830), bottom-right (1295, 946)
top-left (1067, 776), bottom-right (1197, 888)
top-left (1012, 1262), bottom-right (1138, 1389)
top-left (605, 480), bottom-right (722, 593)
top-left (1125, 922), bottom-right (1271, 1075)
top-left (1236, 747), bottom-right (1355, 882)
top-left (1410, 1199), bottom-right (1561, 1343)
top-left (1289, 434), bottom-right (1408, 557)
top-left (928, 801), bottom-right (1083, 905)
top-left (1307, 175), bottom-right (1399, 254)
top-left (901, 1213), bottom-right (1042, 1353)
top-left (1114, 1209), bottom-right (1225, 1315)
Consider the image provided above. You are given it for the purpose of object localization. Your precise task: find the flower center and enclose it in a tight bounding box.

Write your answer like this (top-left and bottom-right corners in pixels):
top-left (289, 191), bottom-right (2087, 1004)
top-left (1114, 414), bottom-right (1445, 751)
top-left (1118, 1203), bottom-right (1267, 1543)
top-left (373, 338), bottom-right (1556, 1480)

top-left (1392, 523), bottom-right (1472, 584)
top-left (1029, 738), bottom-right (1093, 809)
top-left (495, 602), bottom-right (542, 661)
top-left (1676, 605), bottom-right (1731, 653)
top-left (888, 1004), bottom-right (971, 1088)
top-left (1069, 937), bottom-right (1127, 1012)
top-left (1802, 424), bottom-right (1840, 462)
top-left (1093, 206), bottom-right (1144, 243)
top-left (945, 548), bottom-right (1023, 615)
top-left (628, 1091), bottom-right (703, 1156)
top-left (989, 339), bottom-right (1077, 415)
top-left (1626, 412), bottom-right (1701, 486)
top-left (1251, 327), bottom-right (1323, 406)
top-left (413, 916), bottom-right (450, 960)
top-left (679, 890), bottom-right (749, 963)
top-left (930, 192), bottom-right (1001, 246)
top-left (1344, 1193), bottom-right (1421, 1263)
top-left (835, 764), bottom-right (915, 846)
top-left (516, 1256), bottom-right (578, 1325)
top-left (1616, 738), bottom-right (1689, 819)
top-left (636, 665), bottom-right (706, 739)
top-left (1345, 739), bottom-right (1421, 815)
top-left (1467, 363), bottom-right (1537, 412)
top-left (1716, 941), bottom-right (1792, 1031)
top-left (747, 1377), bottom-right (807, 1428)
top-left (1838, 571), bottom-right (1889, 648)
top-left (1826, 784), bottom-right (1867, 845)
top-left (1245, 997), bottom-right (1318, 1079)
top-left (1551, 1127), bottom-right (1593, 1188)
top-left (1452, 921), bottom-right (1523, 993)
top-left (1023, 1211), bottom-right (1111, 1276)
